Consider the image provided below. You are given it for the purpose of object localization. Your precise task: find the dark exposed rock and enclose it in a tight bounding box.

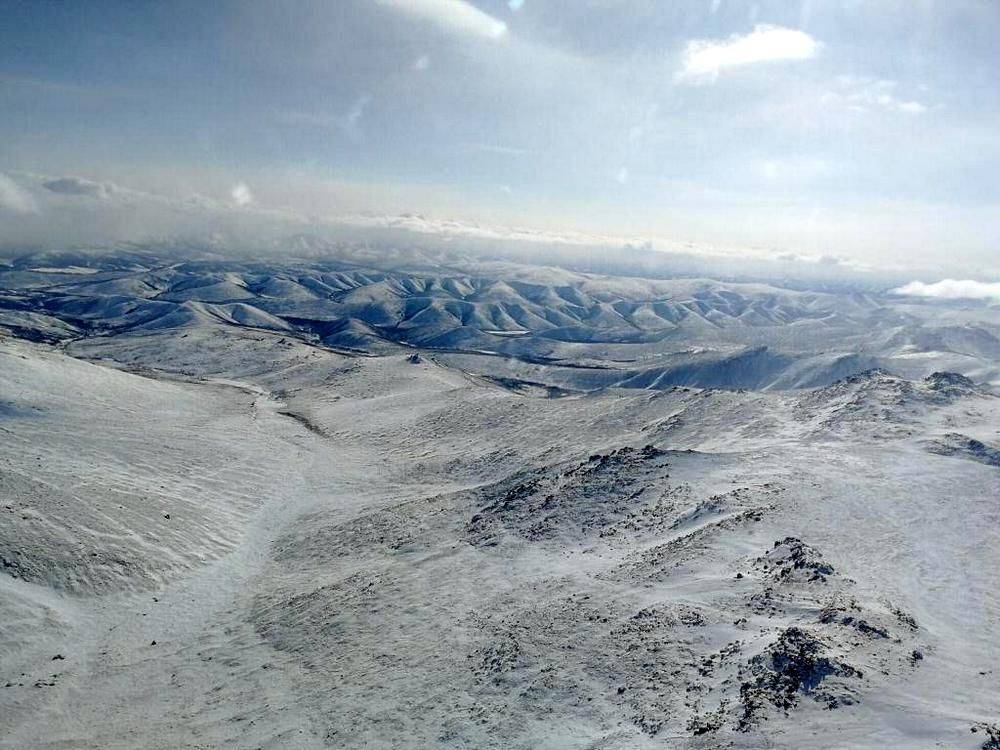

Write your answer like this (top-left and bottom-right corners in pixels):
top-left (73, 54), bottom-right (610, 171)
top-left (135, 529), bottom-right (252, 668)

top-left (755, 537), bottom-right (835, 583)
top-left (891, 606), bottom-right (919, 631)
top-left (973, 723), bottom-right (1000, 750)
top-left (466, 446), bottom-right (670, 546)
top-left (924, 371), bottom-right (976, 391)
top-left (926, 433), bottom-right (1000, 467)
top-left (738, 627), bottom-right (862, 731)
top-left (819, 605), bottom-right (890, 639)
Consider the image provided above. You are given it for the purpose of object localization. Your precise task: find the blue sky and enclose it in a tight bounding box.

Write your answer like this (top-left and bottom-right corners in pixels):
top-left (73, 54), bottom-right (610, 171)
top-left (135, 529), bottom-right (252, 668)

top-left (2, 0), bottom-right (999, 273)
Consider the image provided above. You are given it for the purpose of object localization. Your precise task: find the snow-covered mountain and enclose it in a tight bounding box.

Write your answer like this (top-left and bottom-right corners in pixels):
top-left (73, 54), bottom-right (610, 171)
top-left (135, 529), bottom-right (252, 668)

top-left (3, 247), bottom-right (999, 390)
top-left (1, 247), bottom-right (998, 749)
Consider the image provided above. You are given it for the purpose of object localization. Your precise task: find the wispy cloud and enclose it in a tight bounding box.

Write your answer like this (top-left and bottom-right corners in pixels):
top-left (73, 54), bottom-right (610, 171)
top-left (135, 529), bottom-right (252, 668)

top-left (346, 95), bottom-right (371, 130)
top-left (676, 24), bottom-right (820, 84)
top-left (892, 279), bottom-right (1000, 300)
top-left (822, 77), bottom-right (928, 115)
top-left (374, 0), bottom-right (507, 40)
top-left (465, 142), bottom-right (532, 156)
top-left (0, 173), bottom-right (39, 215)
top-left (278, 94), bottom-right (372, 142)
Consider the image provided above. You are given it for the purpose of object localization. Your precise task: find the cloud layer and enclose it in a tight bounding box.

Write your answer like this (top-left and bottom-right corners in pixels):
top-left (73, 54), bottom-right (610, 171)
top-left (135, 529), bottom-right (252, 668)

top-left (892, 279), bottom-right (1000, 300)
top-left (0, 171), bottom-right (298, 249)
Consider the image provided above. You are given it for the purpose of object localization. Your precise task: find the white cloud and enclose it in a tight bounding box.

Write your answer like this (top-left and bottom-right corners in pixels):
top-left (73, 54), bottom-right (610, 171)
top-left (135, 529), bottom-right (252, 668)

top-left (413, 54), bottom-right (430, 71)
top-left (231, 182), bottom-right (254, 207)
top-left (0, 173), bottom-right (39, 214)
top-left (676, 24), bottom-right (820, 83)
top-left (891, 279), bottom-right (1000, 300)
top-left (375, 0), bottom-right (507, 40)
top-left (346, 95), bottom-right (370, 130)
top-left (822, 77), bottom-right (928, 115)
top-left (508, 0), bottom-right (524, 10)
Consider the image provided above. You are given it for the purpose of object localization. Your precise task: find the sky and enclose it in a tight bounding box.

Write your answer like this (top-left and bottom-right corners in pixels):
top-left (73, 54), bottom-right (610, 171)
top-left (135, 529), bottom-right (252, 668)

top-left (1, 0), bottom-right (1000, 276)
